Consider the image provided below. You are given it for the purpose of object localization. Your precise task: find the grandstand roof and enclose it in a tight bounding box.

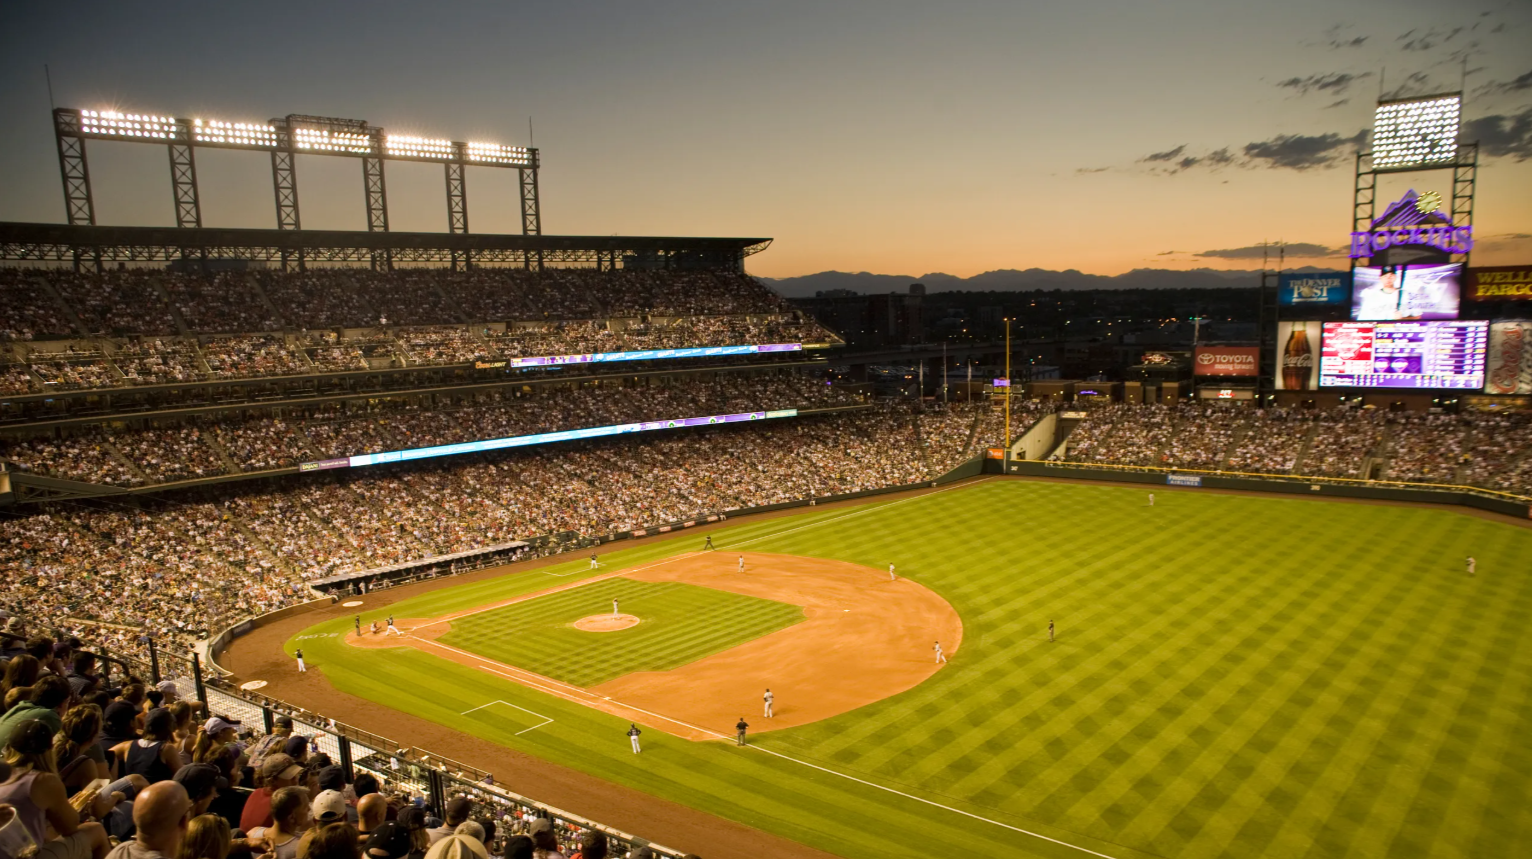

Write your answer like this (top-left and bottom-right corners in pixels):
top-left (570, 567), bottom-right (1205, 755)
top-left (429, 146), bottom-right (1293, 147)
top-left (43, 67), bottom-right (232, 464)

top-left (0, 222), bottom-right (771, 266)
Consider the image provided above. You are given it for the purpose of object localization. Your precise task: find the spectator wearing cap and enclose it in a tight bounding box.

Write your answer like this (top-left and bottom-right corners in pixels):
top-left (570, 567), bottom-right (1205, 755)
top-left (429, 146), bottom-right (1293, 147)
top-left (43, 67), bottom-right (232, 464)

top-left (298, 789), bottom-right (349, 858)
top-left (114, 708), bottom-right (180, 785)
top-left (0, 675), bottom-right (73, 749)
top-left (451, 821), bottom-right (483, 844)
top-left (0, 719), bottom-right (112, 859)
top-left (527, 819), bottom-right (563, 859)
top-left (423, 834), bottom-right (486, 859)
top-left (192, 718), bottom-right (240, 765)
top-left (364, 805), bottom-right (427, 859)
top-left (314, 765), bottom-right (356, 825)
top-left (104, 780), bottom-right (192, 859)
top-left (238, 753), bottom-right (302, 832)
top-left (281, 735), bottom-right (310, 765)
top-left (424, 797), bottom-right (471, 847)
top-left (154, 681), bottom-right (179, 705)
top-left (245, 717), bottom-right (292, 773)
top-left (173, 764), bottom-right (228, 818)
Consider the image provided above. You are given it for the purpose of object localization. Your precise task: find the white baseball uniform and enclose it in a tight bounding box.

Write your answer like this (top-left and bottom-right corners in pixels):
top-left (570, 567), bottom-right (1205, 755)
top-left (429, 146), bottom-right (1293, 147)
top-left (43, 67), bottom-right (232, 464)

top-left (934, 642), bottom-right (946, 664)
top-left (764, 690), bottom-right (774, 718)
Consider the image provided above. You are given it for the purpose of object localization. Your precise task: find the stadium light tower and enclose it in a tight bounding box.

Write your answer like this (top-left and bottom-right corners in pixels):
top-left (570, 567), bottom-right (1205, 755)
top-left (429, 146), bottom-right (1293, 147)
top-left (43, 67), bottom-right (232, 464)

top-left (1351, 92), bottom-right (1474, 266)
top-left (52, 107), bottom-right (542, 270)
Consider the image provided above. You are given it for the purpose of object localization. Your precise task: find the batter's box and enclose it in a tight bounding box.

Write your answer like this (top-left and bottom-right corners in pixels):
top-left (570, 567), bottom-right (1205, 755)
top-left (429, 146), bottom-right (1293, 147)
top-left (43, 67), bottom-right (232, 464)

top-left (460, 700), bottom-right (554, 736)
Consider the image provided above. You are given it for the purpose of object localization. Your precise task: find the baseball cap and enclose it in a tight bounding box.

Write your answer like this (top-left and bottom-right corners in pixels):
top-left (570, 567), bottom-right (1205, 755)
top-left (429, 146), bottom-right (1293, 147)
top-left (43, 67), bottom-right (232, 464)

top-left (282, 735), bottom-right (309, 756)
top-left (260, 753), bottom-right (303, 782)
top-left (397, 807), bottom-right (426, 831)
top-left (155, 680), bottom-right (178, 695)
top-left (444, 796), bottom-right (473, 822)
top-left (526, 818), bottom-right (551, 835)
top-left (453, 821), bottom-right (484, 842)
top-left (424, 835), bottom-right (488, 859)
top-left (275, 716), bottom-right (294, 728)
top-left (203, 716), bottom-right (241, 736)
top-left (311, 789), bottom-right (348, 823)
top-left (317, 764), bottom-right (346, 792)
top-left (173, 763), bottom-right (228, 802)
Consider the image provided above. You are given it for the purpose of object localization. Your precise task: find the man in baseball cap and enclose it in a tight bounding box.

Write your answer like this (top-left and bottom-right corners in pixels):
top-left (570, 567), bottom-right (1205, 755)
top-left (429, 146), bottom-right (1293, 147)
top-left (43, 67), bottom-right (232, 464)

top-left (366, 805), bottom-right (427, 859)
top-left (239, 753), bottom-right (304, 831)
top-left (311, 789), bottom-right (348, 824)
top-left (173, 763), bottom-right (229, 816)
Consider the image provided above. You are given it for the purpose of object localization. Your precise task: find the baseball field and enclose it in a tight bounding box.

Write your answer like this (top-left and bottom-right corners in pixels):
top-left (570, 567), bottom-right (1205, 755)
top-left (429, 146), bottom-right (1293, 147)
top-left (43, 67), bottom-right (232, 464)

top-left (278, 478), bottom-right (1532, 859)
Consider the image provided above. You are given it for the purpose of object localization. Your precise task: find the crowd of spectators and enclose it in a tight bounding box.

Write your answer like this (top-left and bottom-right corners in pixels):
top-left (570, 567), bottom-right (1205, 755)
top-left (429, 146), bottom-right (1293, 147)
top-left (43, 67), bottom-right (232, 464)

top-left (0, 270), bottom-right (77, 341)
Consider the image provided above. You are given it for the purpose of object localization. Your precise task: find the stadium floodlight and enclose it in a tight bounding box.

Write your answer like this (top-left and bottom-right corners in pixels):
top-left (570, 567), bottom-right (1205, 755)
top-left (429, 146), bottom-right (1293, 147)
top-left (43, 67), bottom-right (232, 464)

top-left (192, 119), bottom-right (279, 149)
top-left (467, 141), bottom-right (533, 166)
top-left (1372, 94), bottom-right (1460, 169)
top-left (385, 135), bottom-right (455, 160)
top-left (79, 110), bottom-right (183, 141)
top-left (293, 127), bottom-right (373, 154)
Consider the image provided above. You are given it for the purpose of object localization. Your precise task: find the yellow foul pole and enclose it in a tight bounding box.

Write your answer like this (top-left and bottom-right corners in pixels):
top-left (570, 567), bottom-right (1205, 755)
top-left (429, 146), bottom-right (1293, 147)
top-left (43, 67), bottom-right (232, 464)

top-left (1004, 317), bottom-right (1012, 459)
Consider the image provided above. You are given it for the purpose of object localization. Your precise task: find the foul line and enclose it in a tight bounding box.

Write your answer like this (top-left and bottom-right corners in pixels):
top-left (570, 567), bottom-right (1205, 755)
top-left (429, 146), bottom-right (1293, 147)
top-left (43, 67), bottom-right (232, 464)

top-left (723, 476), bottom-right (997, 551)
top-left (460, 699), bottom-right (554, 736)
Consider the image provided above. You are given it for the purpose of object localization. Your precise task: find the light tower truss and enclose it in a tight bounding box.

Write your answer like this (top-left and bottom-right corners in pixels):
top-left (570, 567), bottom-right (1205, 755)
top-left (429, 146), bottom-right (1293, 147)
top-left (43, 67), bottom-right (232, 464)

top-left (51, 107), bottom-right (542, 270)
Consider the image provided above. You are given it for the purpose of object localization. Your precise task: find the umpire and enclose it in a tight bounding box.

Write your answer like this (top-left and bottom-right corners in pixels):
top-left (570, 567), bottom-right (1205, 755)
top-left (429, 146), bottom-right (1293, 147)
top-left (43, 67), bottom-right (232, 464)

top-left (735, 717), bottom-right (749, 746)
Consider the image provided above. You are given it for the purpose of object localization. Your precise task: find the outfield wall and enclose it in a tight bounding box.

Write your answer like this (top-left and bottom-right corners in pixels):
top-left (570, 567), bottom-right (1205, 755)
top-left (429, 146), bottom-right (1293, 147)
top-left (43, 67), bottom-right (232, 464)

top-left (988, 459), bottom-right (1532, 520)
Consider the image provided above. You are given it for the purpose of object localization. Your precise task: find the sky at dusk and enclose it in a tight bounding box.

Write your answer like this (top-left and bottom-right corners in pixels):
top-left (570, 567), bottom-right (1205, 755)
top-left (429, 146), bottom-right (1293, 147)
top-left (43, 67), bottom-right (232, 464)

top-left (0, 0), bottom-right (1528, 279)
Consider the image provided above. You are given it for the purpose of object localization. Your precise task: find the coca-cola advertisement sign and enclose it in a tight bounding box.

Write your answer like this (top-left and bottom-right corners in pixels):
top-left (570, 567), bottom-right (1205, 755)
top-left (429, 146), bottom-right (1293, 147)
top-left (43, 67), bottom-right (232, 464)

top-left (1275, 321), bottom-right (1322, 390)
top-left (1194, 346), bottom-right (1259, 376)
top-left (1485, 322), bottom-right (1532, 395)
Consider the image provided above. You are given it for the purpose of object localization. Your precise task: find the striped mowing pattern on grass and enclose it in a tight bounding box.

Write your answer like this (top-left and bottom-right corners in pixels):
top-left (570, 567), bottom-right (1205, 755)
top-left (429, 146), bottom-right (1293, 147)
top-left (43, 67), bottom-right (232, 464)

top-left (438, 578), bottom-right (806, 687)
top-left (292, 480), bottom-right (1532, 859)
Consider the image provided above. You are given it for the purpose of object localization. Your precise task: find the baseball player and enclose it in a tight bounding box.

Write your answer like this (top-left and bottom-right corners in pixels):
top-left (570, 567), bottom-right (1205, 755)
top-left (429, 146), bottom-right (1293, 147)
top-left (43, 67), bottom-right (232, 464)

top-left (704, 535), bottom-right (714, 551)
top-left (934, 641), bottom-right (946, 664)
top-left (386, 615), bottom-right (401, 636)
top-left (1148, 493), bottom-right (1155, 507)
top-left (354, 616), bottom-right (361, 637)
top-left (369, 621), bottom-right (379, 635)
top-left (1466, 556), bottom-right (1476, 576)
top-left (889, 563), bottom-right (896, 582)
top-left (613, 598), bottom-right (620, 616)
top-left (627, 724), bottom-right (642, 754)
top-left (735, 717), bottom-right (749, 746)
top-left (590, 552), bottom-right (599, 570)
top-left (295, 649), bottom-right (307, 672)
top-left (738, 555), bottom-right (745, 573)
top-left (1048, 620), bottom-right (1055, 642)
top-left (763, 688), bottom-right (774, 718)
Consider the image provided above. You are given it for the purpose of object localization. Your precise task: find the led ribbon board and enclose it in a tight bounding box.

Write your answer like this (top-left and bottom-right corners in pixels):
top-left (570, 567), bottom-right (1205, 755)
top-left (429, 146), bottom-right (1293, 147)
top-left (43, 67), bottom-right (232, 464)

top-left (510, 342), bottom-right (802, 368)
top-left (299, 408), bottom-right (800, 472)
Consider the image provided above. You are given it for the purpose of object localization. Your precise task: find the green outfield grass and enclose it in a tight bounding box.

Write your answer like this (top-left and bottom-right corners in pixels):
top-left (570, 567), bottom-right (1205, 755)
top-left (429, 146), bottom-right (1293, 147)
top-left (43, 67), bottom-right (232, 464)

top-left (290, 480), bottom-right (1532, 859)
top-left (437, 578), bottom-right (805, 686)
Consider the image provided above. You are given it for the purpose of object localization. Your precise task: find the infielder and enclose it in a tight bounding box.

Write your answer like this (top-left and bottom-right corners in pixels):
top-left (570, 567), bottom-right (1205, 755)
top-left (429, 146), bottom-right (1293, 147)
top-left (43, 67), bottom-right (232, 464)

top-left (704, 535), bottom-right (714, 551)
top-left (763, 688), bottom-right (774, 718)
top-left (736, 717), bottom-right (749, 746)
top-left (613, 598), bottom-right (620, 616)
top-left (1048, 620), bottom-right (1055, 642)
top-left (738, 555), bottom-right (745, 573)
top-left (1466, 556), bottom-right (1476, 576)
top-left (934, 641), bottom-right (947, 664)
top-left (386, 615), bottom-right (401, 636)
top-left (589, 553), bottom-right (599, 570)
top-left (295, 649), bottom-right (307, 672)
top-left (889, 563), bottom-right (896, 581)
top-left (627, 724), bottom-right (642, 754)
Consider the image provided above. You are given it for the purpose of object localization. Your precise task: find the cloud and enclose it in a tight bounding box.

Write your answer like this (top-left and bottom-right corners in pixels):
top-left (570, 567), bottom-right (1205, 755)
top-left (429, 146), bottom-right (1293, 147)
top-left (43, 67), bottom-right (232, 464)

top-left (1074, 166), bottom-right (1110, 174)
top-left (1325, 99), bottom-right (1350, 109)
top-left (1479, 69), bottom-right (1532, 95)
top-left (1381, 72), bottom-right (1434, 101)
top-left (1463, 108), bottom-right (1532, 161)
top-left (1156, 250), bottom-right (1187, 256)
top-left (1139, 145), bottom-right (1186, 163)
top-left (1242, 131), bottom-right (1365, 170)
top-left (1398, 25), bottom-right (1467, 52)
top-left (1196, 243), bottom-right (1341, 260)
top-left (1276, 71), bottom-right (1370, 96)
top-left (1330, 36), bottom-right (1367, 48)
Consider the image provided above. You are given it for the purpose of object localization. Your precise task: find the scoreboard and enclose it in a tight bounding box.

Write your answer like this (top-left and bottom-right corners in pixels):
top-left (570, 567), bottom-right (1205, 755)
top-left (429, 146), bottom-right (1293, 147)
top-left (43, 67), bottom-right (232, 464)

top-left (1320, 321), bottom-right (1488, 389)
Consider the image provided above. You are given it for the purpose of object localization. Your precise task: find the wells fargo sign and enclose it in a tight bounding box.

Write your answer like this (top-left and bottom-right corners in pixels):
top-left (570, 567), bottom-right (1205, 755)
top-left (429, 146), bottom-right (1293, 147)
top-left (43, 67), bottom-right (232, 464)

top-left (1468, 266), bottom-right (1532, 301)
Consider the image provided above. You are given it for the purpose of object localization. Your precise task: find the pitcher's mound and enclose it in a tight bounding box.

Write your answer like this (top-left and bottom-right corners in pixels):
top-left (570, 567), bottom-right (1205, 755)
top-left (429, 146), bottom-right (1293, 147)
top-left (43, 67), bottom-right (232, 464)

top-left (574, 613), bottom-right (640, 632)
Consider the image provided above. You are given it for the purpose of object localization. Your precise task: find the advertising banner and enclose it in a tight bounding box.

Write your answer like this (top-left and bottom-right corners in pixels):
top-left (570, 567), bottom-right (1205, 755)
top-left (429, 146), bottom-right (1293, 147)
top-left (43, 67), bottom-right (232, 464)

top-left (1485, 322), bottom-right (1532, 395)
top-left (1275, 321), bottom-right (1322, 390)
top-left (1467, 266), bottom-right (1532, 301)
top-left (1279, 272), bottom-right (1352, 307)
top-left (1167, 474), bottom-right (1202, 487)
top-left (1194, 346), bottom-right (1259, 376)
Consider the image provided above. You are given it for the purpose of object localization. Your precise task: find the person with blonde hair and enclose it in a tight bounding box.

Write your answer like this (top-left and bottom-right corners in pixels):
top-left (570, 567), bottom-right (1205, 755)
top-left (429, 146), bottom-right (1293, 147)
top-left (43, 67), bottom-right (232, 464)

top-left (252, 786), bottom-right (310, 859)
top-left (53, 706), bottom-right (108, 792)
top-left (0, 720), bottom-right (112, 859)
top-left (179, 813), bottom-right (232, 859)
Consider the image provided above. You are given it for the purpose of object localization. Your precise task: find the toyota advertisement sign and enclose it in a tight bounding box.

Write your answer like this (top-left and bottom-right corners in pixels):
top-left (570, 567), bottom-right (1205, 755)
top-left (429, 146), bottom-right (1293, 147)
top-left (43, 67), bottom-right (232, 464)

top-left (1194, 346), bottom-right (1259, 376)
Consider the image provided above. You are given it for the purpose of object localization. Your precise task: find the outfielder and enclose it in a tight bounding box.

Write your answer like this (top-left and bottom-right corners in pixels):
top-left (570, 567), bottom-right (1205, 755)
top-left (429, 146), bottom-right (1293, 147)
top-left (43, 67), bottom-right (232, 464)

top-left (295, 649), bottom-right (307, 672)
top-left (934, 641), bottom-right (947, 664)
top-left (1466, 556), bottom-right (1476, 576)
top-left (889, 563), bottom-right (896, 581)
top-left (1048, 620), bottom-right (1055, 642)
top-left (1148, 493), bottom-right (1155, 507)
top-left (386, 615), bottom-right (401, 636)
top-left (627, 724), bottom-right (642, 754)
top-left (613, 598), bottom-right (620, 616)
top-left (763, 688), bottom-right (774, 718)
top-left (704, 535), bottom-right (714, 551)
